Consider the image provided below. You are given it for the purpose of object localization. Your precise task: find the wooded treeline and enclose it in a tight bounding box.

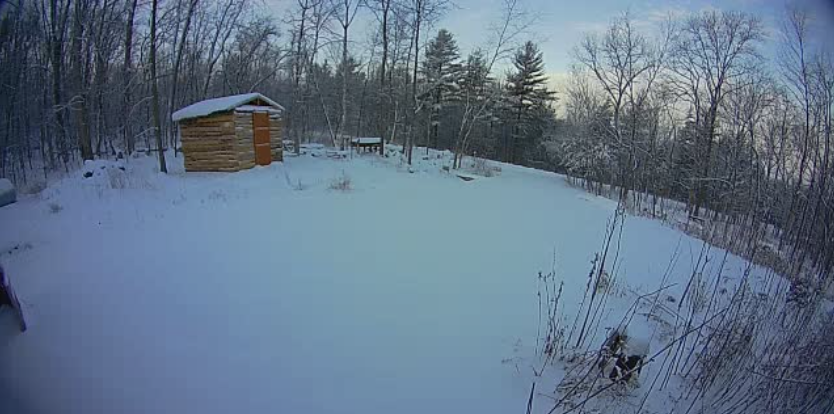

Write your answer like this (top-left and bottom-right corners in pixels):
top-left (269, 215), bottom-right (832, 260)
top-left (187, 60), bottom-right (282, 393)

top-left (0, 0), bottom-right (554, 181)
top-left (1, 0), bottom-right (289, 179)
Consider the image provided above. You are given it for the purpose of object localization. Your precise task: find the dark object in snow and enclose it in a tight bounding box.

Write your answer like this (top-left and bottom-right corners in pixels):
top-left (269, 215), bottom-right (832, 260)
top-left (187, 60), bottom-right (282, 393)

top-left (598, 329), bottom-right (647, 383)
top-left (326, 150), bottom-right (348, 159)
top-left (787, 279), bottom-right (813, 307)
top-left (118, 166), bottom-right (126, 171)
top-left (603, 330), bottom-right (626, 354)
top-left (117, 151), bottom-right (125, 160)
top-left (610, 355), bottom-right (643, 382)
top-left (0, 264), bottom-right (27, 332)
top-left (456, 174), bottom-right (476, 182)
top-left (83, 171), bottom-right (94, 178)
top-left (0, 178), bottom-right (16, 208)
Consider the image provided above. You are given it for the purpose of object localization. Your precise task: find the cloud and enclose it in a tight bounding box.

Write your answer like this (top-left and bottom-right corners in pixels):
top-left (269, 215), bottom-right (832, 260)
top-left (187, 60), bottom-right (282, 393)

top-left (645, 6), bottom-right (689, 23)
top-left (546, 71), bottom-right (571, 116)
top-left (568, 20), bottom-right (610, 34)
top-left (547, 71), bottom-right (571, 91)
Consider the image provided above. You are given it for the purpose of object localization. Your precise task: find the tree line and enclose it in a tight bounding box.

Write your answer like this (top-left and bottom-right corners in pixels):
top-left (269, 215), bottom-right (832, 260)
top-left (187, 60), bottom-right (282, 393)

top-left (0, 0), bottom-right (554, 181)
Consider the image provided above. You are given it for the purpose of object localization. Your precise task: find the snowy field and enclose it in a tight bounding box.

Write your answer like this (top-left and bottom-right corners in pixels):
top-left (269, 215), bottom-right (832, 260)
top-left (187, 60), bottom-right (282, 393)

top-left (0, 149), bottom-right (775, 413)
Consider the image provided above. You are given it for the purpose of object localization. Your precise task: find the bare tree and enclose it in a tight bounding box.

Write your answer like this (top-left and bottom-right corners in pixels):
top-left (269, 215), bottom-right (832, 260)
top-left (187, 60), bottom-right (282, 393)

top-left (150, 0), bottom-right (167, 173)
top-left (451, 0), bottom-right (529, 169)
top-left (670, 10), bottom-right (763, 218)
top-left (122, 0), bottom-right (138, 155)
top-left (332, 0), bottom-right (362, 149)
top-left (574, 12), bottom-right (667, 200)
top-left (169, 0), bottom-right (200, 155)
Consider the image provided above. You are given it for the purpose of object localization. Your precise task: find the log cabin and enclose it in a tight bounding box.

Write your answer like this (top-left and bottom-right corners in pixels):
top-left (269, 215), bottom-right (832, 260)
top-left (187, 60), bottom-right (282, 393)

top-left (172, 93), bottom-right (285, 172)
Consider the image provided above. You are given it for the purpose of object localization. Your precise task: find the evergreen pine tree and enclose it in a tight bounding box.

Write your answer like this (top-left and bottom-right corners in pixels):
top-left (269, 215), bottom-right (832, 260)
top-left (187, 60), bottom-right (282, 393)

top-left (335, 56), bottom-right (363, 136)
top-left (505, 41), bottom-right (554, 163)
top-left (460, 49), bottom-right (492, 102)
top-left (422, 29), bottom-right (462, 150)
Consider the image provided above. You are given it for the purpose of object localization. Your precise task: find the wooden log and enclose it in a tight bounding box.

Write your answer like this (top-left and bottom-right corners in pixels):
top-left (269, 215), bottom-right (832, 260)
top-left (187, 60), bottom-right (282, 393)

top-left (185, 157), bottom-right (237, 163)
top-left (183, 128), bottom-right (227, 136)
top-left (180, 139), bottom-right (234, 145)
top-left (182, 144), bottom-right (235, 152)
top-left (181, 112), bottom-right (234, 125)
top-left (181, 121), bottom-right (234, 128)
top-left (185, 160), bottom-right (237, 168)
top-left (186, 157), bottom-right (229, 162)
top-left (180, 130), bottom-right (233, 137)
top-left (181, 133), bottom-right (233, 139)
top-left (182, 146), bottom-right (235, 153)
top-left (182, 118), bottom-right (233, 126)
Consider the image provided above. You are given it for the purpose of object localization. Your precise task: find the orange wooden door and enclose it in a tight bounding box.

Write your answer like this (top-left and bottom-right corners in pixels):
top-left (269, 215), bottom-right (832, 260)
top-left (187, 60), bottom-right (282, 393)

top-left (253, 112), bottom-right (272, 166)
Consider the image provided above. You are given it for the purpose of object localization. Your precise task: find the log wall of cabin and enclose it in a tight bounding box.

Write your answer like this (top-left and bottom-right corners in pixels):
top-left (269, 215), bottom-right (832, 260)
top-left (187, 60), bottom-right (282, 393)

top-left (179, 111), bottom-right (239, 172)
top-left (269, 114), bottom-right (284, 162)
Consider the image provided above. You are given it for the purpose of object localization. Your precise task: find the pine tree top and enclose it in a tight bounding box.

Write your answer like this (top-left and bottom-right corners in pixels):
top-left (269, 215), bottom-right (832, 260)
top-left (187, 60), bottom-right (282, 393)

top-left (507, 41), bottom-right (555, 107)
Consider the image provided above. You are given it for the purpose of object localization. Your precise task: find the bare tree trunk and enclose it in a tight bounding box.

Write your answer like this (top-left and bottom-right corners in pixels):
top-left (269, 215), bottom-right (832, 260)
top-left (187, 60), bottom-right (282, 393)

top-left (407, 0), bottom-right (423, 165)
top-left (122, 0), bottom-right (138, 155)
top-left (291, 0), bottom-right (310, 155)
top-left (71, 0), bottom-right (93, 161)
top-left (169, 0), bottom-right (199, 157)
top-left (150, 0), bottom-right (167, 173)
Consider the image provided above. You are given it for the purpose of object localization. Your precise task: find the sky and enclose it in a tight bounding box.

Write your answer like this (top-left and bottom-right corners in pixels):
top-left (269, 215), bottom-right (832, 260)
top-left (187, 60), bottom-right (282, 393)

top-left (264, 0), bottom-right (834, 92)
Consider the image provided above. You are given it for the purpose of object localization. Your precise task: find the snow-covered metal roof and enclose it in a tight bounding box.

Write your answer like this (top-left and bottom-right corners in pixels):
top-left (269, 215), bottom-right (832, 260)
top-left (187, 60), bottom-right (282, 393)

top-left (172, 93), bottom-right (284, 122)
top-left (350, 137), bottom-right (382, 144)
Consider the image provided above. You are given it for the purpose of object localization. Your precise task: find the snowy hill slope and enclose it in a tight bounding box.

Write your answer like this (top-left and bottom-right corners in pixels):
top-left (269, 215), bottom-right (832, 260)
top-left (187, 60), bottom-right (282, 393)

top-left (0, 150), bottom-right (779, 414)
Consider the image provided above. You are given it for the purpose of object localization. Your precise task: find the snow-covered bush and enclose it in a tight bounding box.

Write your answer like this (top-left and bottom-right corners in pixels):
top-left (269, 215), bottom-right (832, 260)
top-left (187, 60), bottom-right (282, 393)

top-left (786, 278), bottom-right (815, 307)
top-left (0, 178), bottom-right (15, 207)
top-left (19, 181), bottom-right (46, 195)
top-left (106, 167), bottom-right (128, 190)
top-left (207, 190), bottom-right (227, 202)
top-left (329, 171), bottom-right (352, 191)
top-left (283, 170), bottom-right (308, 191)
top-left (595, 270), bottom-right (612, 295)
top-left (537, 269), bottom-right (566, 362)
top-left (686, 274), bottom-right (709, 314)
top-left (80, 159), bottom-right (155, 194)
top-left (292, 179), bottom-right (308, 191)
top-left (694, 287), bottom-right (834, 414)
top-left (464, 157), bottom-right (502, 178)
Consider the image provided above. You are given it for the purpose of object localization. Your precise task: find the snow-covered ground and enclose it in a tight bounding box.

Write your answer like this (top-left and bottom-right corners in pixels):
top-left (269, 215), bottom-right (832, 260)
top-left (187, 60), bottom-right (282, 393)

top-left (0, 149), bottom-right (775, 413)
